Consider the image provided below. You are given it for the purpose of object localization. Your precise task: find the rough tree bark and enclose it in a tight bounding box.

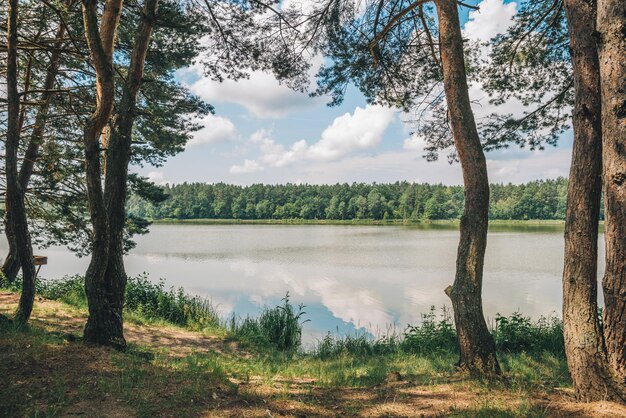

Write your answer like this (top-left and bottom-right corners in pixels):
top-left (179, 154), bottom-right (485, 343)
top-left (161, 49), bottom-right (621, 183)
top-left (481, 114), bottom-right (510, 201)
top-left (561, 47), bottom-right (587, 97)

top-left (81, 0), bottom-right (125, 349)
top-left (597, 0), bottom-right (626, 385)
top-left (2, 222), bottom-right (20, 282)
top-left (435, 0), bottom-right (499, 375)
top-left (99, 0), bottom-right (159, 349)
top-left (561, 0), bottom-right (626, 401)
top-left (2, 9), bottom-right (69, 283)
top-left (6, 0), bottom-right (38, 323)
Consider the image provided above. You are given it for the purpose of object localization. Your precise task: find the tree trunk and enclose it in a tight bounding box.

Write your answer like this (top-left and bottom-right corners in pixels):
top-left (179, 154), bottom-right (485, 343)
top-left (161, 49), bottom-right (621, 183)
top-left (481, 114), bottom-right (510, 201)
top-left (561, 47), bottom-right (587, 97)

top-left (435, 0), bottom-right (499, 375)
top-left (6, 0), bottom-right (38, 324)
top-left (562, 0), bottom-right (626, 401)
top-left (2, 16), bottom-right (68, 283)
top-left (98, 0), bottom-right (159, 349)
top-left (1, 222), bottom-right (20, 283)
top-left (597, 0), bottom-right (626, 385)
top-left (81, 0), bottom-right (125, 349)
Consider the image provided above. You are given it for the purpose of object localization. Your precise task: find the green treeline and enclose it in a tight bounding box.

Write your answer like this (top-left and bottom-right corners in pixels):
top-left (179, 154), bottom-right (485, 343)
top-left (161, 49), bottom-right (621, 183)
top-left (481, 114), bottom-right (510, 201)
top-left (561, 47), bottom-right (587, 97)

top-left (128, 177), bottom-right (582, 221)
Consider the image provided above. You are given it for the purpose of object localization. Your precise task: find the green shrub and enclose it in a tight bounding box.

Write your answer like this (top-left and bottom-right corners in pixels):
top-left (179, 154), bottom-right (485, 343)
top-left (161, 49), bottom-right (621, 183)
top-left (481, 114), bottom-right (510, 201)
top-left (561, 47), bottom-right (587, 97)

top-left (401, 306), bottom-right (458, 355)
top-left (38, 275), bottom-right (86, 306)
top-left (493, 312), bottom-right (563, 355)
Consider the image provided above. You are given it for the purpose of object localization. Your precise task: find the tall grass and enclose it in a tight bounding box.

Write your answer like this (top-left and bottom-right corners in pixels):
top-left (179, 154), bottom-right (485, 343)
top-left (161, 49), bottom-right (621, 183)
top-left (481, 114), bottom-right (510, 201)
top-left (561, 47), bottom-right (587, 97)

top-left (402, 306), bottom-right (458, 355)
top-left (2, 275), bottom-right (564, 358)
top-left (313, 306), bottom-right (563, 359)
top-left (315, 331), bottom-right (403, 359)
top-left (228, 292), bottom-right (308, 351)
top-left (1, 274), bottom-right (220, 330)
top-left (125, 275), bottom-right (220, 329)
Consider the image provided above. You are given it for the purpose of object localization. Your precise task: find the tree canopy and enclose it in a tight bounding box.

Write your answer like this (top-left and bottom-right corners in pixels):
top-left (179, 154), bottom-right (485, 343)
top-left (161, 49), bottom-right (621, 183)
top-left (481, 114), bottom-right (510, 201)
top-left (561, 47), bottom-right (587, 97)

top-left (127, 178), bottom-right (572, 221)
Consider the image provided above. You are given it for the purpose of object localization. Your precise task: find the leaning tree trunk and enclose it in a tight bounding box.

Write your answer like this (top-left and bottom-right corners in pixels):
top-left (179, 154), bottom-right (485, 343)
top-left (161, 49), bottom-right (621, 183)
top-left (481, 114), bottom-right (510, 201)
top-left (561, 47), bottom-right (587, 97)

top-left (81, 0), bottom-right (125, 349)
top-left (562, 0), bottom-right (626, 400)
top-left (100, 0), bottom-right (159, 349)
top-left (597, 0), bottom-right (626, 385)
top-left (435, 0), bottom-right (499, 375)
top-left (6, 0), bottom-right (38, 324)
top-left (1, 221), bottom-right (20, 283)
top-left (2, 15), bottom-right (69, 283)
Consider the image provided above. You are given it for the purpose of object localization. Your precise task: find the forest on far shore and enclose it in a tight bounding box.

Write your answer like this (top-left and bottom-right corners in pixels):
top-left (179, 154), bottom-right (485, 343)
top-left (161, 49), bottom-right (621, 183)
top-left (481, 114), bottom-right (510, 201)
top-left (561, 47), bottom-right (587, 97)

top-left (127, 177), bottom-right (577, 221)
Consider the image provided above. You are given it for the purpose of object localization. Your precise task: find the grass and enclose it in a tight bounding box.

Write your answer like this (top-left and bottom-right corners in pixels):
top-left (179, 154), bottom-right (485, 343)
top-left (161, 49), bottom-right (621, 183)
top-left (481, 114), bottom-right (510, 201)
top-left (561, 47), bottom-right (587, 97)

top-left (2, 274), bottom-right (222, 332)
top-left (1, 287), bottom-right (620, 417)
top-left (3, 275), bottom-right (565, 359)
top-left (124, 274), bottom-right (221, 331)
top-left (0, 318), bottom-right (235, 417)
top-left (312, 306), bottom-right (564, 361)
top-left (228, 292), bottom-right (308, 351)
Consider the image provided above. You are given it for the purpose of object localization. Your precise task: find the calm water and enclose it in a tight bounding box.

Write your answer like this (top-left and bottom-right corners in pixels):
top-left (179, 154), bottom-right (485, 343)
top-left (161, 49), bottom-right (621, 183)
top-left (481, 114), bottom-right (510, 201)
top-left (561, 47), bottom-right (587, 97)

top-left (7, 223), bottom-right (605, 344)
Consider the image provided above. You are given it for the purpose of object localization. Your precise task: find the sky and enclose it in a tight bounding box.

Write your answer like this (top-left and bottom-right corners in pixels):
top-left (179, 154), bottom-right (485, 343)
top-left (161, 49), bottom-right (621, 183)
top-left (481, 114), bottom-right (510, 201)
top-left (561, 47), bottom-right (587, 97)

top-left (135, 0), bottom-right (573, 187)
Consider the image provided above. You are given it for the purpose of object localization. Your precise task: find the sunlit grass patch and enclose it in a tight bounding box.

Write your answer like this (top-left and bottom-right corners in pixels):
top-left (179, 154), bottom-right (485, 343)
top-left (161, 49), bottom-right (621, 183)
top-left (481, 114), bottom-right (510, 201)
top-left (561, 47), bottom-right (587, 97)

top-left (449, 397), bottom-right (551, 417)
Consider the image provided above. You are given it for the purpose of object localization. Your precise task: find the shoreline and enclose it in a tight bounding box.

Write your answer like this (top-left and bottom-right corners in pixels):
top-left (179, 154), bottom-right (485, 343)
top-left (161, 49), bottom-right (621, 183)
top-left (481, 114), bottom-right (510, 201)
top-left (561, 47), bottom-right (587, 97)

top-left (150, 218), bottom-right (571, 226)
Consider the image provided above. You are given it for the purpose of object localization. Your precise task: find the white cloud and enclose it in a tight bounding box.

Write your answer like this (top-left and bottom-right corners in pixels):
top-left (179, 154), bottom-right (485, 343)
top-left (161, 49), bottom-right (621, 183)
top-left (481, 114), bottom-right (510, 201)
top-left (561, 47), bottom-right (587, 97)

top-left (463, 0), bottom-right (525, 120)
top-left (464, 0), bottom-right (517, 43)
top-left (308, 105), bottom-right (396, 160)
top-left (487, 147), bottom-right (571, 182)
top-left (186, 55), bottom-right (325, 119)
top-left (264, 140), bottom-right (309, 167)
top-left (147, 171), bottom-right (167, 185)
top-left (187, 114), bottom-right (237, 147)
top-left (234, 105), bottom-right (396, 171)
top-left (230, 159), bottom-right (264, 174)
top-left (224, 145), bottom-right (570, 185)
top-left (191, 72), bottom-right (315, 118)
top-left (403, 134), bottom-right (427, 152)
top-left (291, 151), bottom-right (462, 185)
top-left (250, 129), bottom-right (272, 144)
top-left (248, 129), bottom-right (309, 167)
top-left (462, 0), bottom-right (571, 152)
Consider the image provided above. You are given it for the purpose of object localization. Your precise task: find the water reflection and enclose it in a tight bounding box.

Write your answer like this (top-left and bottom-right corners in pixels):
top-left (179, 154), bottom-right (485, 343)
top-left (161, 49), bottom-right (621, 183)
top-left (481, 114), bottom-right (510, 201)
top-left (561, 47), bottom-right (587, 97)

top-left (3, 223), bottom-right (606, 343)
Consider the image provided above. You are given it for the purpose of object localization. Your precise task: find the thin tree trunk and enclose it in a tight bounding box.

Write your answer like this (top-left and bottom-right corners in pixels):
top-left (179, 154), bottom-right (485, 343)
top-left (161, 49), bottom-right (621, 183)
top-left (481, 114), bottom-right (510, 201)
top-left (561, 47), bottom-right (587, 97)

top-left (597, 0), bottom-right (626, 385)
top-left (2, 14), bottom-right (69, 283)
top-left (100, 0), bottom-right (159, 348)
top-left (562, 0), bottom-right (626, 401)
top-left (80, 0), bottom-right (125, 349)
top-left (6, 0), bottom-right (38, 324)
top-left (435, 0), bottom-right (499, 375)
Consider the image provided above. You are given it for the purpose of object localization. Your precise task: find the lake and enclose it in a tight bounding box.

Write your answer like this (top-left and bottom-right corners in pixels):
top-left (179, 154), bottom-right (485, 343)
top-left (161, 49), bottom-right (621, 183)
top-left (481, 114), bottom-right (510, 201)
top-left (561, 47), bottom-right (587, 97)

top-left (6, 223), bottom-right (605, 344)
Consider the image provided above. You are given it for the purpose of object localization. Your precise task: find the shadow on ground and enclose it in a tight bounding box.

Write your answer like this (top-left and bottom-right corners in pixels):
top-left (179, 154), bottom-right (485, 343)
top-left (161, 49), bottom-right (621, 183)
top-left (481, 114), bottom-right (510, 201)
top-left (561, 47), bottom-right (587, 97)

top-left (1, 293), bottom-right (625, 417)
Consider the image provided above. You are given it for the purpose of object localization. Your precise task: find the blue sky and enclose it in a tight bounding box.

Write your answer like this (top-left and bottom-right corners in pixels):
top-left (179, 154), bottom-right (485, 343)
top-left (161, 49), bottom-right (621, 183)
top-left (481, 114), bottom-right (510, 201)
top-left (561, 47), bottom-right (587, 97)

top-left (135, 0), bottom-right (572, 186)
